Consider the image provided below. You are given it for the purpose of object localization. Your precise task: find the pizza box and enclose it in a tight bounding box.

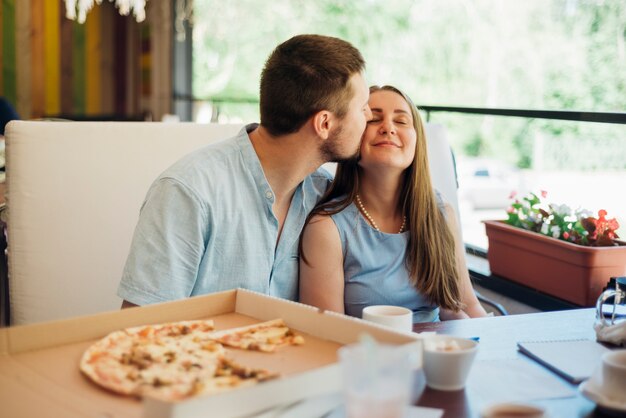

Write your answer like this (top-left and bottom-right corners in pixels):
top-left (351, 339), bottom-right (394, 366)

top-left (0, 288), bottom-right (421, 418)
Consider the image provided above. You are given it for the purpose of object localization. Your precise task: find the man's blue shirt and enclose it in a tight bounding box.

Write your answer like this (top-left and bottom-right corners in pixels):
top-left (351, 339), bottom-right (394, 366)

top-left (117, 124), bottom-right (331, 304)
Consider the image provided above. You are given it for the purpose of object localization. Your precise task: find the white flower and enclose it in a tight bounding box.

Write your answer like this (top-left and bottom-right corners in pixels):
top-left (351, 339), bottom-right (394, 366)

top-left (576, 208), bottom-right (593, 218)
top-left (552, 204), bottom-right (572, 216)
top-left (551, 226), bottom-right (561, 238)
top-left (541, 223), bottom-right (550, 235)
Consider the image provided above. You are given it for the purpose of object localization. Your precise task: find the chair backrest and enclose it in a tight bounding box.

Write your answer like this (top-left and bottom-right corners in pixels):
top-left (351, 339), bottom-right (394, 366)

top-left (424, 123), bottom-right (460, 222)
top-left (5, 121), bottom-right (243, 325)
top-left (4, 121), bottom-right (461, 326)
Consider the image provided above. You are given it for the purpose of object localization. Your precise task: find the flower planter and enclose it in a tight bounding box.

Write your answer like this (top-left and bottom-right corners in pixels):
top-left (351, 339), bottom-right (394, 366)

top-left (483, 220), bottom-right (626, 306)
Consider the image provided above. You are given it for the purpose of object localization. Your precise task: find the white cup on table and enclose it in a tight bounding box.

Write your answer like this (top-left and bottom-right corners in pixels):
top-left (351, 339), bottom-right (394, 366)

top-left (361, 305), bottom-right (413, 333)
top-left (600, 349), bottom-right (626, 403)
top-left (338, 342), bottom-right (413, 418)
top-left (422, 335), bottom-right (478, 391)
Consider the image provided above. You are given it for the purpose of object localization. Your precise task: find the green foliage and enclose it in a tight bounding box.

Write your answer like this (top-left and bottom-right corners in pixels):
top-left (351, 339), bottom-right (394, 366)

top-left (192, 0), bottom-right (626, 170)
top-left (512, 121), bottom-right (534, 169)
top-left (463, 133), bottom-right (484, 157)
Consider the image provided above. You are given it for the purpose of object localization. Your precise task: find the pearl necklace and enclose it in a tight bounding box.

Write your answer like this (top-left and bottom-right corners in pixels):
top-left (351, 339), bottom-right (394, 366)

top-left (355, 194), bottom-right (407, 234)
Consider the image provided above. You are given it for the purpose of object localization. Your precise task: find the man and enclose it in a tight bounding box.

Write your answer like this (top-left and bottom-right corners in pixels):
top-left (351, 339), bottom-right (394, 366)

top-left (118, 34), bottom-right (371, 307)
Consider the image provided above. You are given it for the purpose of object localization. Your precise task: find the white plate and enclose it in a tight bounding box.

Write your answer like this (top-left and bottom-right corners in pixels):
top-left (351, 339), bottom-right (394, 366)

top-left (578, 376), bottom-right (626, 414)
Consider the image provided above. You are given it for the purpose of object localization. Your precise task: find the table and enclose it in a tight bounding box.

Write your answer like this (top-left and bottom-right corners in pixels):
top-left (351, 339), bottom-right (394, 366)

top-left (412, 309), bottom-right (600, 418)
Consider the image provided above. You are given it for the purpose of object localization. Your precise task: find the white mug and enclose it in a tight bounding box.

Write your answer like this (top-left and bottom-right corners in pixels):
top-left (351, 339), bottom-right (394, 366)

top-left (361, 305), bottom-right (413, 333)
top-left (422, 335), bottom-right (478, 391)
top-left (601, 350), bottom-right (626, 402)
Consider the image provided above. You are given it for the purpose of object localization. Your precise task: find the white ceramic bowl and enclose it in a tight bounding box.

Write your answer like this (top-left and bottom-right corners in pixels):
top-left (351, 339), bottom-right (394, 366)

top-left (422, 335), bottom-right (478, 391)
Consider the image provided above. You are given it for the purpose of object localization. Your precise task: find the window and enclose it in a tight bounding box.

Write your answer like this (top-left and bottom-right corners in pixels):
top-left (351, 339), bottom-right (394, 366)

top-left (192, 0), bottom-right (626, 249)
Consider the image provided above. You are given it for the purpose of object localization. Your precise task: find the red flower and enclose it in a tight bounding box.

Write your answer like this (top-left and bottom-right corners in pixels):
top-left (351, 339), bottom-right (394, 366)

top-left (609, 219), bottom-right (620, 230)
top-left (540, 190), bottom-right (548, 198)
top-left (563, 232), bottom-right (570, 239)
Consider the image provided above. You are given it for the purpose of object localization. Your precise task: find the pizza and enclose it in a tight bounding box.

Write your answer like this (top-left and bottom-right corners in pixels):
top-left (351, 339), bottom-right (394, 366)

top-left (80, 318), bottom-right (303, 401)
top-left (208, 318), bottom-right (305, 352)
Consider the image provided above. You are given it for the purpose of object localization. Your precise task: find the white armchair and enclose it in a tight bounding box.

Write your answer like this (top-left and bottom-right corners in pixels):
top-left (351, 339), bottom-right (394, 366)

top-left (3, 121), bottom-right (242, 325)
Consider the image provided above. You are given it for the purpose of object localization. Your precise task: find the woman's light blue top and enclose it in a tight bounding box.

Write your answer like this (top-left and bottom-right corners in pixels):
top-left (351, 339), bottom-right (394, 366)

top-left (330, 201), bottom-right (442, 323)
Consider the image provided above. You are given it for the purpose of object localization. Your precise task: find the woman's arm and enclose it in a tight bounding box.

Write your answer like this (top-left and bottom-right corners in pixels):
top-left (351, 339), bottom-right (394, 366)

top-left (440, 204), bottom-right (488, 319)
top-left (299, 214), bottom-right (345, 313)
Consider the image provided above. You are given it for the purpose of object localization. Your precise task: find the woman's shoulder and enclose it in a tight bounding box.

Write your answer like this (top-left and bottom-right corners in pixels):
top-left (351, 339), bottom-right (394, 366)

top-left (302, 211), bottom-right (342, 247)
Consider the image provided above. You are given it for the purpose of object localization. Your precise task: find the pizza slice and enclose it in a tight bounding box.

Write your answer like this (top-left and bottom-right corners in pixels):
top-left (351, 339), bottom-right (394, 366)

top-left (80, 319), bottom-right (224, 400)
top-left (80, 318), bottom-right (296, 401)
top-left (208, 318), bottom-right (305, 353)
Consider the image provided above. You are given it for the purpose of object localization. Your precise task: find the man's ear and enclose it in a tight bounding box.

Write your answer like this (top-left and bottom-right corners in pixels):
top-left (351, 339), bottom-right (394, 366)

top-left (311, 110), bottom-right (334, 140)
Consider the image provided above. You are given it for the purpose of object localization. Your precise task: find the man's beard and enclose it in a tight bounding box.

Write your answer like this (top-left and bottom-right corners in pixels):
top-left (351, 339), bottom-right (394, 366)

top-left (320, 125), bottom-right (360, 164)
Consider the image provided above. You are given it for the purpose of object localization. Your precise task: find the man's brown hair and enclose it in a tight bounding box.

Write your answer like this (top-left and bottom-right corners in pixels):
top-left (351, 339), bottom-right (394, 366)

top-left (260, 34), bottom-right (365, 136)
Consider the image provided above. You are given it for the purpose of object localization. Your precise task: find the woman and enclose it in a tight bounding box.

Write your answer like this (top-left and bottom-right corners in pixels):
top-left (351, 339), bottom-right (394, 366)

top-left (299, 85), bottom-right (487, 321)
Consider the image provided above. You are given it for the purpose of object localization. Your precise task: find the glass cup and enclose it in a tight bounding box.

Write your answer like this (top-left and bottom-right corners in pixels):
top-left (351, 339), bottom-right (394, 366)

top-left (338, 342), bottom-right (413, 418)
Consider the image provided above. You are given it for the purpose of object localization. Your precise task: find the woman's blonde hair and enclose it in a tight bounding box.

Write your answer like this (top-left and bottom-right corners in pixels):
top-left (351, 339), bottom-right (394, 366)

top-left (301, 85), bottom-right (463, 311)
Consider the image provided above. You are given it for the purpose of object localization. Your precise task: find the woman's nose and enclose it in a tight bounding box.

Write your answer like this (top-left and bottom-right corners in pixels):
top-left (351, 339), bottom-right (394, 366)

top-left (380, 119), bottom-right (396, 135)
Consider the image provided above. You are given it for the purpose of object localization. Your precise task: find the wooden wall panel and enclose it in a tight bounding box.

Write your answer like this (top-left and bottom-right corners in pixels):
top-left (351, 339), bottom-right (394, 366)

top-left (99, 1), bottom-right (114, 115)
top-left (72, 20), bottom-right (85, 114)
top-left (0, 0), bottom-right (4, 94)
top-left (140, 24), bottom-right (151, 98)
top-left (2, 0), bottom-right (17, 105)
top-left (85, 4), bottom-right (101, 115)
top-left (30, 0), bottom-right (45, 118)
top-left (113, 11), bottom-right (127, 116)
top-left (126, 18), bottom-right (140, 116)
top-left (44, 0), bottom-right (61, 115)
top-left (60, 5), bottom-right (73, 115)
top-left (147, 0), bottom-right (172, 121)
top-left (15, 0), bottom-right (32, 119)
top-left (5, 0), bottom-right (171, 120)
